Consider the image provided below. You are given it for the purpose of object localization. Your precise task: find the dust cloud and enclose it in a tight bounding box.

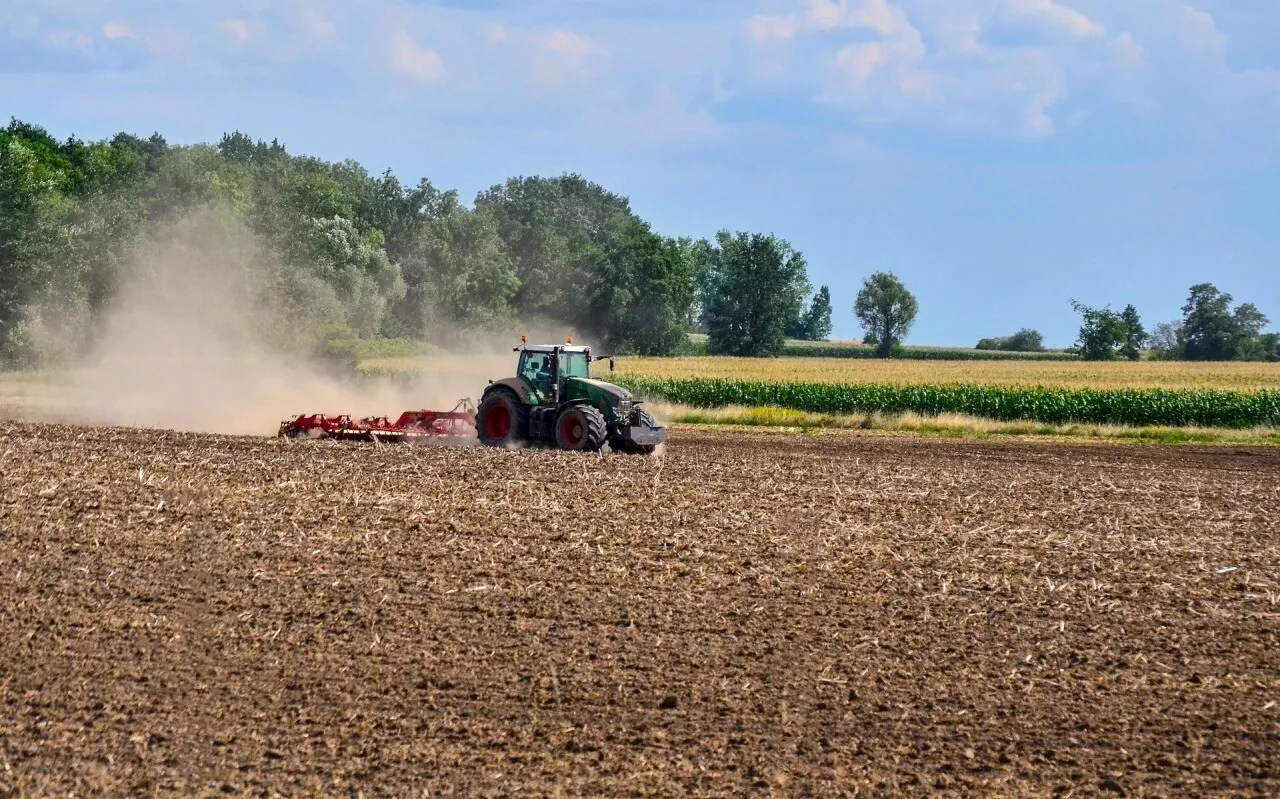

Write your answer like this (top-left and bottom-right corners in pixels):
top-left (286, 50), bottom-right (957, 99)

top-left (21, 210), bottom-right (506, 437)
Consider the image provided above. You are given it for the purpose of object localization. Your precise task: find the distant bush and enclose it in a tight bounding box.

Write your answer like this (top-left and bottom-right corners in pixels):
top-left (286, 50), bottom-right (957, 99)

top-left (976, 329), bottom-right (1045, 352)
top-left (355, 337), bottom-right (435, 360)
top-left (675, 334), bottom-right (1076, 360)
top-left (780, 343), bottom-right (1074, 361)
top-left (1236, 332), bottom-right (1280, 363)
top-left (313, 325), bottom-right (361, 373)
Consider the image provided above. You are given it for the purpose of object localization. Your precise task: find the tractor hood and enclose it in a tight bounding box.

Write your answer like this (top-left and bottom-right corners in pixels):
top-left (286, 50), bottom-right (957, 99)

top-left (567, 377), bottom-right (635, 404)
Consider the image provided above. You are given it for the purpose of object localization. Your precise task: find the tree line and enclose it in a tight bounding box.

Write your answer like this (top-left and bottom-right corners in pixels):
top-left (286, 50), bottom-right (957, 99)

top-left (0, 119), bottom-right (833, 367)
top-left (847, 272), bottom-right (1277, 361)
top-left (1053, 285), bottom-right (1275, 361)
top-left (2, 119), bottom-right (1272, 365)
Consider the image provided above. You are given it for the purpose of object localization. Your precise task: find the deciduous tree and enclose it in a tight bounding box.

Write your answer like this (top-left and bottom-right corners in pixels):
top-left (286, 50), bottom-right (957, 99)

top-left (702, 231), bottom-right (810, 357)
top-left (1180, 283), bottom-right (1271, 361)
top-left (976, 328), bottom-right (1044, 352)
top-left (1119, 304), bottom-right (1147, 361)
top-left (789, 285), bottom-right (833, 341)
top-left (1070, 301), bottom-right (1129, 361)
top-left (854, 272), bottom-right (917, 357)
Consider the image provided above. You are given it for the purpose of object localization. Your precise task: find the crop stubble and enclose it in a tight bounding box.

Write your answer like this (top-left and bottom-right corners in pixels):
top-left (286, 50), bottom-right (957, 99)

top-left (0, 422), bottom-right (1277, 796)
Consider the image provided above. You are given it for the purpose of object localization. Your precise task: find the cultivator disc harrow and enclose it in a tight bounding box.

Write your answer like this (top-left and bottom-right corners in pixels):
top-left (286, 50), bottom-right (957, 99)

top-left (279, 399), bottom-right (476, 442)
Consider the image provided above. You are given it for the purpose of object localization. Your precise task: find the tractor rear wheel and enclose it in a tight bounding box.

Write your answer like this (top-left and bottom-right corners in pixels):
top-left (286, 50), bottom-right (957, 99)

top-left (554, 406), bottom-right (607, 452)
top-left (610, 409), bottom-right (660, 455)
top-left (476, 390), bottom-right (529, 448)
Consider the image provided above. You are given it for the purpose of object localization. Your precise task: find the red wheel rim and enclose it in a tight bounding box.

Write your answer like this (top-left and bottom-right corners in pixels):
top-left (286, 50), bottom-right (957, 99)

top-left (485, 405), bottom-right (511, 439)
top-left (559, 414), bottom-right (584, 448)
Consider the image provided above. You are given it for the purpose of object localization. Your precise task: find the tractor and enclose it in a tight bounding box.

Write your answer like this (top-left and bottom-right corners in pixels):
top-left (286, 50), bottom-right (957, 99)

top-left (475, 339), bottom-right (666, 454)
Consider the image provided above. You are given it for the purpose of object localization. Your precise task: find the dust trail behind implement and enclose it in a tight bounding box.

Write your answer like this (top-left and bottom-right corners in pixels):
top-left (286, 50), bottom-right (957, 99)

top-left (10, 212), bottom-right (503, 436)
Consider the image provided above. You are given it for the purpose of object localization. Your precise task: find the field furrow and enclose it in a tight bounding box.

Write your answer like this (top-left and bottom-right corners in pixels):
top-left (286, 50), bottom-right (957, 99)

top-left (1, 423), bottom-right (1277, 796)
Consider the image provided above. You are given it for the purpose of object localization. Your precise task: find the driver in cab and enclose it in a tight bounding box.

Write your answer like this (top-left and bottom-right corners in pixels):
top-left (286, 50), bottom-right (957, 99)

top-left (523, 353), bottom-right (554, 390)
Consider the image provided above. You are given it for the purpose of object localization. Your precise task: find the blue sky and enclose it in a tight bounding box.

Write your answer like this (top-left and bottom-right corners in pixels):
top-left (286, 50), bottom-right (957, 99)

top-left (2, 0), bottom-right (1277, 345)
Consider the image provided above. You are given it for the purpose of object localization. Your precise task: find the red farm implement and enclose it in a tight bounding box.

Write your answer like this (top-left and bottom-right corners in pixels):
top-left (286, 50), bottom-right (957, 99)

top-left (278, 400), bottom-right (476, 443)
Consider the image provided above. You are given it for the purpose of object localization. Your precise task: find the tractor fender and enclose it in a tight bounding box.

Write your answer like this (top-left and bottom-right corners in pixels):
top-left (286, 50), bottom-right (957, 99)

top-left (482, 377), bottom-right (535, 405)
top-left (558, 396), bottom-right (612, 422)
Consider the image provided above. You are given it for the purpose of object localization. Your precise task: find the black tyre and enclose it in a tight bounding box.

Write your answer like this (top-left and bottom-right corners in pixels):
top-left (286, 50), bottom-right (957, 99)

top-left (554, 405), bottom-right (607, 452)
top-left (476, 390), bottom-right (529, 448)
top-left (610, 409), bottom-right (660, 455)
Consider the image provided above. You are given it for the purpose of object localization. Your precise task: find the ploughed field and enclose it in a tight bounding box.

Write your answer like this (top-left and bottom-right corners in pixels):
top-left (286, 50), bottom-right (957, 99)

top-left (1, 422), bottom-right (1277, 796)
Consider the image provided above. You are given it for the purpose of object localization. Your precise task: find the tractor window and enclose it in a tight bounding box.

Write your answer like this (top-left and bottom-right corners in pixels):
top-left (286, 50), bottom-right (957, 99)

top-left (519, 351), bottom-right (553, 388)
top-left (560, 351), bottom-right (590, 378)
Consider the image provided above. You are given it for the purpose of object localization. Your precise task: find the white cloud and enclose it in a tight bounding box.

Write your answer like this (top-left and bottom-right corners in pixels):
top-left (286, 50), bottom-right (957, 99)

top-left (748, 0), bottom-right (1123, 137)
top-left (528, 28), bottom-right (605, 84)
top-left (828, 3), bottom-right (928, 97)
top-left (583, 86), bottom-right (719, 145)
top-left (1113, 32), bottom-right (1143, 67)
top-left (643, 86), bottom-right (720, 141)
top-left (1025, 80), bottom-right (1063, 137)
top-left (12, 0), bottom-right (1275, 150)
top-left (853, 0), bottom-right (901, 36)
top-left (1237, 68), bottom-right (1280, 111)
top-left (102, 21), bottom-right (136, 41)
top-left (895, 69), bottom-right (936, 99)
top-left (1178, 5), bottom-right (1226, 54)
top-left (537, 29), bottom-right (602, 56)
top-left (485, 24), bottom-right (509, 45)
top-left (836, 42), bottom-right (886, 88)
top-left (215, 19), bottom-right (251, 44)
top-left (808, 0), bottom-right (845, 30)
top-left (753, 0), bottom-right (928, 90)
top-left (390, 31), bottom-right (445, 84)
top-left (46, 30), bottom-right (92, 49)
top-left (746, 14), bottom-right (798, 43)
top-left (296, 9), bottom-right (335, 39)
top-left (754, 0), bottom-right (907, 40)
top-left (1007, 0), bottom-right (1104, 40)
top-left (809, 0), bottom-right (901, 36)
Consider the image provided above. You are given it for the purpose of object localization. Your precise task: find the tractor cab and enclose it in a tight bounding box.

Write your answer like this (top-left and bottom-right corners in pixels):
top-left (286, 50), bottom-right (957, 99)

top-left (516, 345), bottom-right (592, 399)
top-left (475, 338), bottom-right (665, 454)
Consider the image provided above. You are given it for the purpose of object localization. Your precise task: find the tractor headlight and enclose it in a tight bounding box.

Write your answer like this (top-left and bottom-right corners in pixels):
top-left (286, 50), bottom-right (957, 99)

top-left (617, 399), bottom-right (632, 417)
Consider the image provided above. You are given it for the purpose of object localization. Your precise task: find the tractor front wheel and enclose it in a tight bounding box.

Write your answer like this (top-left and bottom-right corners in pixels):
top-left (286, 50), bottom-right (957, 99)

top-left (476, 390), bottom-right (529, 448)
top-left (555, 406), bottom-right (607, 452)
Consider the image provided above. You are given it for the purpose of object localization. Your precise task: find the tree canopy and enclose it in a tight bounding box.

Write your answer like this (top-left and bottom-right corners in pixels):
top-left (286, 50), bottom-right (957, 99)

top-left (700, 231), bottom-right (810, 357)
top-left (1069, 301), bottom-right (1137, 361)
top-left (6, 119), bottom-right (1276, 368)
top-left (788, 285), bottom-right (833, 342)
top-left (853, 272), bottom-right (918, 357)
top-left (0, 120), bottom-right (722, 365)
top-left (1180, 283), bottom-right (1270, 361)
top-left (976, 328), bottom-right (1044, 352)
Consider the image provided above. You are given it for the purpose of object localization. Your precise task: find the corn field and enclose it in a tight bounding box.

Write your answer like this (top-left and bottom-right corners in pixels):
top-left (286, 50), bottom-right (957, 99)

top-left (613, 356), bottom-right (1280, 391)
top-left (617, 376), bottom-right (1280, 428)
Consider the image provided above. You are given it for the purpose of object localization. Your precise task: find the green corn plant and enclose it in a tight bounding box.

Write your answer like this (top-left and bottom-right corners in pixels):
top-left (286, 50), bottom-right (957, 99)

top-left (616, 377), bottom-right (1280, 429)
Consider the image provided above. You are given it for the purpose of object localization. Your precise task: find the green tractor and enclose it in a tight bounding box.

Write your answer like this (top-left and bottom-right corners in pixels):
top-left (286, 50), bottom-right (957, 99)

top-left (475, 340), bottom-right (666, 454)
